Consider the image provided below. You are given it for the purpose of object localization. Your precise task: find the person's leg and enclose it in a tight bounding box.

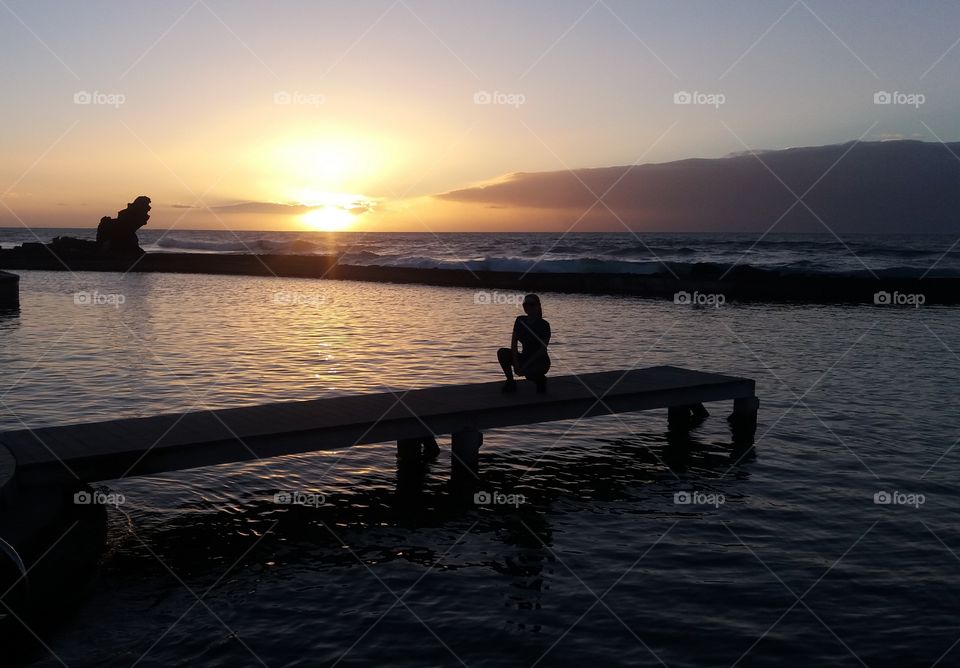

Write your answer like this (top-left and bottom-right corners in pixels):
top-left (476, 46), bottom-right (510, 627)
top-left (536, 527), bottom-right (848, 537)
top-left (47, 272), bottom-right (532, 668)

top-left (497, 348), bottom-right (514, 379)
top-left (498, 348), bottom-right (517, 393)
top-left (529, 355), bottom-right (549, 393)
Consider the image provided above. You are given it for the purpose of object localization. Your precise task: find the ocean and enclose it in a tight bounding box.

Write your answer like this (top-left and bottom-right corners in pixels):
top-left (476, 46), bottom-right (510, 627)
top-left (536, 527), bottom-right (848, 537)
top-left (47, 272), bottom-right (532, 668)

top-left (2, 228), bottom-right (960, 278)
top-left (1, 231), bottom-right (959, 666)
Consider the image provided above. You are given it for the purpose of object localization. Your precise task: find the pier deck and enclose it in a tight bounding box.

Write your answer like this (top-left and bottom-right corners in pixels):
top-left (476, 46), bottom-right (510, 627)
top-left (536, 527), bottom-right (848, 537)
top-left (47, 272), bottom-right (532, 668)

top-left (0, 365), bottom-right (756, 485)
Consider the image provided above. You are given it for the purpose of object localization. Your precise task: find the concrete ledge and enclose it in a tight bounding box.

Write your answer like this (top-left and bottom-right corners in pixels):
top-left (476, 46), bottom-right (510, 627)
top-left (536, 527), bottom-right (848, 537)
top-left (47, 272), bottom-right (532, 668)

top-left (0, 270), bottom-right (17, 309)
top-left (0, 444), bottom-right (15, 512)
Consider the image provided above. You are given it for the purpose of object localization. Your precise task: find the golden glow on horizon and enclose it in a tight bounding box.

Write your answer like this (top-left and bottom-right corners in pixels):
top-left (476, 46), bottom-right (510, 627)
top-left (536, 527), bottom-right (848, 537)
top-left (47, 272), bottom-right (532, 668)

top-left (298, 191), bottom-right (374, 231)
top-left (259, 134), bottom-right (387, 198)
top-left (245, 132), bottom-right (395, 230)
top-left (301, 205), bottom-right (355, 231)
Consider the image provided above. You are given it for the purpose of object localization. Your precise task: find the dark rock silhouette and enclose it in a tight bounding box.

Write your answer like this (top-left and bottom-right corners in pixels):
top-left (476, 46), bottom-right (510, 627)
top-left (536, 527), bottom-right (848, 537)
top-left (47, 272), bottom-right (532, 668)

top-left (45, 195), bottom-right (151, 259)
top-left (95, 195), bottom-right (151, 257)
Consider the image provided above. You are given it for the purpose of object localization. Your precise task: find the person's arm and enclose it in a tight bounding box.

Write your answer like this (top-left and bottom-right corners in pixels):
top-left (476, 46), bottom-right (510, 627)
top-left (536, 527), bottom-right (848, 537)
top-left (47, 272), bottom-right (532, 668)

top-left (526, 321), bottom-right (550, 364)
top-left (511, 318), bottom-right (521, 372)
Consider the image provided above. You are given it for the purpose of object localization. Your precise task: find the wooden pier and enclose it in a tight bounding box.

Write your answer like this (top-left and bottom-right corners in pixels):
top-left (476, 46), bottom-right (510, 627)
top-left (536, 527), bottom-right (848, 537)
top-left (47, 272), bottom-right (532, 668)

top-left (0, 365), bottom-right (757, 487)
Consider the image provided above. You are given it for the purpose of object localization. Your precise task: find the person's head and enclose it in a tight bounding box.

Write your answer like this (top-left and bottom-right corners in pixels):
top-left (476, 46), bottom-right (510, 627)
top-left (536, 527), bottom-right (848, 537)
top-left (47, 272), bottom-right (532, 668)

top-left (522, 293), bottom-right (542, 318)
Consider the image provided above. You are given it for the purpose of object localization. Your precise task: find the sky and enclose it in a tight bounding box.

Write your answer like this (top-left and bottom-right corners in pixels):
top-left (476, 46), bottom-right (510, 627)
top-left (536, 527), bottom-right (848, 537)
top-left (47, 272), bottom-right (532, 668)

top-left (1, 0), bottom-right (958, 232)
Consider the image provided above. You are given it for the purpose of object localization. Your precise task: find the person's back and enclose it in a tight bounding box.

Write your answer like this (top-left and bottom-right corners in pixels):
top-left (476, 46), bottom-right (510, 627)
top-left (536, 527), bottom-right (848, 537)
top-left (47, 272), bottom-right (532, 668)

top-left (513, 313), bottom-right (550, 372)
top-left (497, 294), bottom-right (551, 393)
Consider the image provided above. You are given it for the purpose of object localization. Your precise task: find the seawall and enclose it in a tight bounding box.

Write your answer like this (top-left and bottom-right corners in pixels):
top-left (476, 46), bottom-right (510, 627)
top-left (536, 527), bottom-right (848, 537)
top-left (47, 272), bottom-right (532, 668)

top-left (0, 250), bottom-right (957, 304)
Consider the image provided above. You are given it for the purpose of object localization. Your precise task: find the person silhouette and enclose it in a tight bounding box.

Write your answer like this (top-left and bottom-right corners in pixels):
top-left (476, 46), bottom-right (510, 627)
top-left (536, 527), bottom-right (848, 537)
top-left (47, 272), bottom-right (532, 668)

top-left (498, 294), bottom-right (551, 393)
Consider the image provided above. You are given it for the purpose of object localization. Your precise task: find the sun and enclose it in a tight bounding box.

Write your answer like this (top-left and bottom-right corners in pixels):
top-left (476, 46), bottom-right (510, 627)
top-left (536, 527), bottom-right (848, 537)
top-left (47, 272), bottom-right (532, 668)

top-left (301, 204), bottom-right (356, 231)
top-left (298, 191), bottom-right (374, 231)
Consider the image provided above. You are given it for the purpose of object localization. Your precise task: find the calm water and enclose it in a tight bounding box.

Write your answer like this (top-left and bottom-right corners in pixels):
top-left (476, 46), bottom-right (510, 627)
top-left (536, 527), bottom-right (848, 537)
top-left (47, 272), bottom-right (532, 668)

top-left (2, 270), bottom-right (960, 667)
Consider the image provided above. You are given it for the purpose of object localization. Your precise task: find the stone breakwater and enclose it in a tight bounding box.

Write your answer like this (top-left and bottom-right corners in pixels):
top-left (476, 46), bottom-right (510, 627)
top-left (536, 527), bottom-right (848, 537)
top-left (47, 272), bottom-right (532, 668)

top-left (1, 249), bottom-right (957, 304)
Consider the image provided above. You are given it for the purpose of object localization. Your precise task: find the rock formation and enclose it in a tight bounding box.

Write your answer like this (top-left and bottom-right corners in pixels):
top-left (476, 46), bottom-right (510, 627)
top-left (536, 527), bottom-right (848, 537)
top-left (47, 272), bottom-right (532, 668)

top-left (94, 195), bottom-right (151, 257)
top-left (41, 195), bottom-right (151, 259)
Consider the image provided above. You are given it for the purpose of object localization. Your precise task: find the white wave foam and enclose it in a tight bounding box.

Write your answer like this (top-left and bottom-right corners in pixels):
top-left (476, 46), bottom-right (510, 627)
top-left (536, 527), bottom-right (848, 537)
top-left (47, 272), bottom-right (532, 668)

top-left (154, 236), bottom-right (321, 254)
top-left (338, 253), bottom-right (667, 274)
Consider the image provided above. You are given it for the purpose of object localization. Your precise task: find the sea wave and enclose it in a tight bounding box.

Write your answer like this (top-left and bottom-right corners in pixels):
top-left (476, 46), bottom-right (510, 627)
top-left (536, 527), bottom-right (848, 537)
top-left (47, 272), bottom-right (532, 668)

top-left (608, 245), bottom-right (701, 257)
top-left (155, 236), bottom-right (323, 254)
top-left (140, 234), bottom-right (960, 279)
top-left (337, 252), bottom-right (958, 278)
top-left (337, 253), bottom-right (667, 275)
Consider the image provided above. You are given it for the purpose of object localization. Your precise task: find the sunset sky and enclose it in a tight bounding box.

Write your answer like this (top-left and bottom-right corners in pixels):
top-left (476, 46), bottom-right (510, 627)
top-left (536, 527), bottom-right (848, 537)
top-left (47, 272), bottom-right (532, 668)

top-left (1, 0), bottom-right (958, 232)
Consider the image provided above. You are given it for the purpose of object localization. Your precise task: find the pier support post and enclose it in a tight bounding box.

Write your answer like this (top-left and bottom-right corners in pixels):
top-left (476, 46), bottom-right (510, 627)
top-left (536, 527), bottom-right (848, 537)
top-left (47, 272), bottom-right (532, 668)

top-left (451, 429), bottom-right (482, 476)
top-left (397, 435), bottom-right (440, 462)
top-left (728, 396), bottom-right (759, 439)
top-left (0, 479), bottom-right (107, 624)
top-left (668, 403), bottom-right (709, 431)
top-left (397, 436), bottom-right (441, 463)
top-left (422, 436), bottom-right (440, 459)
top-left (397, 438), bottom-right (421, 461)
top-left (668, 405), bottom-right (691, 430)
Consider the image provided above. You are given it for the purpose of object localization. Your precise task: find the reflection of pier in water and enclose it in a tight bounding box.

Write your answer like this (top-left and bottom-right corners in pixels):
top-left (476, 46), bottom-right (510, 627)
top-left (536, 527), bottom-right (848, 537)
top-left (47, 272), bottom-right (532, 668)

top-left (0, 366), bottom-right (756, 656)
top-left (0, 364), bottom-right (758, 579)
top-left (80, 415), bottom-right (756, 577)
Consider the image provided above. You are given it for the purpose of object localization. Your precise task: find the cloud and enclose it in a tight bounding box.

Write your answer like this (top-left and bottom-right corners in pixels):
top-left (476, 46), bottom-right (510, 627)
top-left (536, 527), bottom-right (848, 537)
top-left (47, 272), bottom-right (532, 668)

top-left (218, 202), bottom-right (321, 214)
top-left (169, 200), bottom-right (377, 215)
top-left (348, 200), bottom-right (378, 215)
top-left (434, 140), bottom-right (960, 233)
